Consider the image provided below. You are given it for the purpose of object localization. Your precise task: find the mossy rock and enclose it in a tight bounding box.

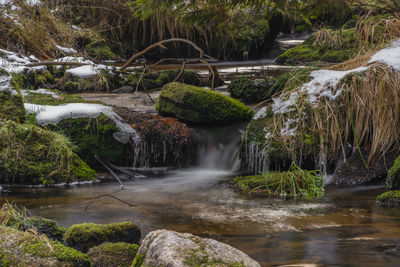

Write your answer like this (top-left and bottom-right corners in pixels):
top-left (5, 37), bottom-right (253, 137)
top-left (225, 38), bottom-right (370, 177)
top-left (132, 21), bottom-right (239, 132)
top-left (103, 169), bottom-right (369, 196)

top-left (85, 40), bottom-right (119, 61)
top-left (387, 156), bottom-right (400, 189)
top-left (376, 190), bottom-right (400, 206)
top-left (64, 222), bottom-right (141, 253)
top-left (87, 242), bottom-right (138, 267)
top-left (227, 77), bottom-right (277, 103)
top-left (0, 120), bottom-right (96, 185)
top-left (276, 28), bottom-right (356, 65)
top-left (49, 115), bottom-right (133, 169)
top-left (156, 82), bottom-right (254, 125)
top-left (0, 226), bottom-right (91, 267)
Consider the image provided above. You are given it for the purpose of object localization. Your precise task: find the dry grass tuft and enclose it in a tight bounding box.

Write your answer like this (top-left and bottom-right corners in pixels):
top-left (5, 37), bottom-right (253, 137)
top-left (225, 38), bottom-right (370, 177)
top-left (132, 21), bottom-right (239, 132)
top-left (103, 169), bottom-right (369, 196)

top-left (355, 14), bottom-right (400, 52)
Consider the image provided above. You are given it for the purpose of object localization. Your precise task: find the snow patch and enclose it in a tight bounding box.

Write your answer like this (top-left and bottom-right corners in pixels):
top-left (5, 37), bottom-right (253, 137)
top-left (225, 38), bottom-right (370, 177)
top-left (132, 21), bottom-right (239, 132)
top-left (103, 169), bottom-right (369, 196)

top-left (66, 65), bottom-right (104, 78)
top-left (24, 103), bottom-right (140, 143)
top-left (54, 57), bottom-right (94, 64)
top-left (0, 75), bottom-right (17, 95)
top-left (21, 88), bottom-right (60, 99)
top-left (253, 106), bottom-right (267, 120)
top-left (56, 45), bottom-right (77, 55)
top-left (0, 48), bottom-right (44, 73)
top-left (280, 118), bottom-right (299, 136)
top-left (72, 25), bottom-right (82, 31)
top-left (368, 38), bottom-right (400, 71)
top-left (301, 67), bottom-right (368, 106)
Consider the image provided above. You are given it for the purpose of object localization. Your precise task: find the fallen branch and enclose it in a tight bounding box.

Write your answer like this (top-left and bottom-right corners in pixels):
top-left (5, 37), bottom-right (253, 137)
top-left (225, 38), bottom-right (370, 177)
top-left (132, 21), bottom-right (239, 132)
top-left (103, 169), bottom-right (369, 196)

top-left (95, 155), bottom-right (124, 188)
top-left (26, 61), bottom-right (89, 67)
top-left (84, 194), bottom-right (136, 212)
top-left (119, 38), bottom-right (215, 72)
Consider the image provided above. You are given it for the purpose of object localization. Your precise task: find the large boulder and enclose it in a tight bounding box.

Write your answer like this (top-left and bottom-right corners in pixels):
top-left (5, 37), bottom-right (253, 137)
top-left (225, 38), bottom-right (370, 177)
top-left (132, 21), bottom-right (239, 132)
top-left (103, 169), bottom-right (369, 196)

top-left (87, 242), bottom-right (138, 267)
top-left (132, 230), bottom-right (260, 267)
top-left (156, 82), bottom-right (254, 125)
top-left (0, 226), bottom-right (91, 267)
top-left (64, 222), bottom-right (141, 253)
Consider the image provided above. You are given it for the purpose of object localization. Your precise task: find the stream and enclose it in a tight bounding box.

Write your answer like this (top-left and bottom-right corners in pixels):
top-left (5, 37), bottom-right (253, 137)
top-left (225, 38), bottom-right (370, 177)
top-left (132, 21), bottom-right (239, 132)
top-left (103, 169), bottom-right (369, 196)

top-left (1, 124), bottom-right (400, 266)
top-left (2, 33), bottom-right (400, 267)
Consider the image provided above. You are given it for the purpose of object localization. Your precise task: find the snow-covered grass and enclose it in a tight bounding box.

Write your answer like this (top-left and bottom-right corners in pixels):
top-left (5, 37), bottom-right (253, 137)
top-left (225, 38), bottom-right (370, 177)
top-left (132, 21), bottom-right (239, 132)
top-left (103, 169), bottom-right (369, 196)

top-left (272, 38), bottom-right (400, 116)
top-left (0, 48), bottom-right (44, 73)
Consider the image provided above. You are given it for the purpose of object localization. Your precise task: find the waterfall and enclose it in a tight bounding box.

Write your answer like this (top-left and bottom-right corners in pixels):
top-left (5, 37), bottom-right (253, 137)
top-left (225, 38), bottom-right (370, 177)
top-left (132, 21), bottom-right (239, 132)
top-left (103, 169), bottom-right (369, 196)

top-left (192, 123), bottom-right (247, 171)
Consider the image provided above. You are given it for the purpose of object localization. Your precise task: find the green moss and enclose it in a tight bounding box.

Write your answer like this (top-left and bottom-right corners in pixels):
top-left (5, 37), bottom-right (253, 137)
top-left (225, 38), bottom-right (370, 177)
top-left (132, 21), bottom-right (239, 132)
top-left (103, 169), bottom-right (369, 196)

top-left (276, 28), bottom-right (357, 65)
top-left (49, 115), bottom-right (133, 168)
top-left (131, 253), bottom-right (145, 267)
top-left (88, 242), bottom-right (139, 267)
top-left (227, 77), bottom-right (277, 103)
top-left (52, 241), bottom-right (92, 267)
top-left (23, 89), bottom-right (97, 106)
top-left (64, 222), bottom-right (141, 253)
top-left (85, 40), bottom-right (119, 60)
top-left (234, 162), bottom-right (324, 198)
top-left (387, 156), bottom-right (400, 189)
top-left (157, 82), bottom-right (254, 125)
top-left (0, 226), bottom-right (91, 267)
top-left (0, 120), bottom-right (96, 185)
top-left (377, 190), bottom-right (400, 202)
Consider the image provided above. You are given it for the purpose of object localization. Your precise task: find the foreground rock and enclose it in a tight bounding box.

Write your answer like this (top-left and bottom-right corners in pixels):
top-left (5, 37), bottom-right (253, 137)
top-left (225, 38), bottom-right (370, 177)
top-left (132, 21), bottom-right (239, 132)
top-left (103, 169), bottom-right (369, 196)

top-left (64, 222), bottom-right (141, 253)
top-left (132, 229), bottom-right (261, 267)
top-left (156, 82), bottom-right (254, 125)
top-left (87, 242), bottom-right (138, 267)
top-left (0, 226), bottom-right (91, 267)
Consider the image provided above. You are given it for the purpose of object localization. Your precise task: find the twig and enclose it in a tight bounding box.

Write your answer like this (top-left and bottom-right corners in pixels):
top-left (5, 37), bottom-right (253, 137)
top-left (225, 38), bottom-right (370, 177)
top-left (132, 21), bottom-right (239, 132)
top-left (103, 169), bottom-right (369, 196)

top-left (120, 38), bottom-right (215, 71)
top-left (95, 155), bottom-right (124, 188)
top-left (84, 194), bottom-right (136, 212)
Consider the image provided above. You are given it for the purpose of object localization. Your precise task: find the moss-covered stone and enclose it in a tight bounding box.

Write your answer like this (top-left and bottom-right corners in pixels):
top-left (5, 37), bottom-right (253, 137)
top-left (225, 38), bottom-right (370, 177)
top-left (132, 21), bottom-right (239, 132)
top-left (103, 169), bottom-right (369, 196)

top-left (156, 82), bottom-right (254, 125)
top-left (387, 156), bottom-right (400, 189)
top-left (49, 115), bottom-right (133, 169)
top-left (0, 226), bottom-right (91, 267)
top-left (0, 120), bottom-right (96, 185)
top-left (87, 242), bottom-right (139, 267)
top-left (276, 28), bottom-right (356, 65)
top-left (227, 77), bottom-right (277, 103)
top-left (376, 190), bottom-right (400, 206)
top-left (22, 88), bottom-right (96, 106)
top-left (64, 222), bottom-right (141, 253)
top-left (85, 40), bottom-right (119, 61)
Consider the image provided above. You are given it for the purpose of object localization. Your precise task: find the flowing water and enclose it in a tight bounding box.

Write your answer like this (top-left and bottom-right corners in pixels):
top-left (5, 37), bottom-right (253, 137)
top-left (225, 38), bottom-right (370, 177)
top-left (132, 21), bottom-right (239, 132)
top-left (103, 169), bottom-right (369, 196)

top-left (1, 124), bottom-right (400, 266)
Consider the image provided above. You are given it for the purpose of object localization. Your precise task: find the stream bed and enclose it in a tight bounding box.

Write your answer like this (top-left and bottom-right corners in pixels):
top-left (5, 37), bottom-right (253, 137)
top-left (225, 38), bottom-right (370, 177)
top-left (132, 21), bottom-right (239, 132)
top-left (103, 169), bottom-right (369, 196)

top-left (1, 174), bottom-right (400, 266)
